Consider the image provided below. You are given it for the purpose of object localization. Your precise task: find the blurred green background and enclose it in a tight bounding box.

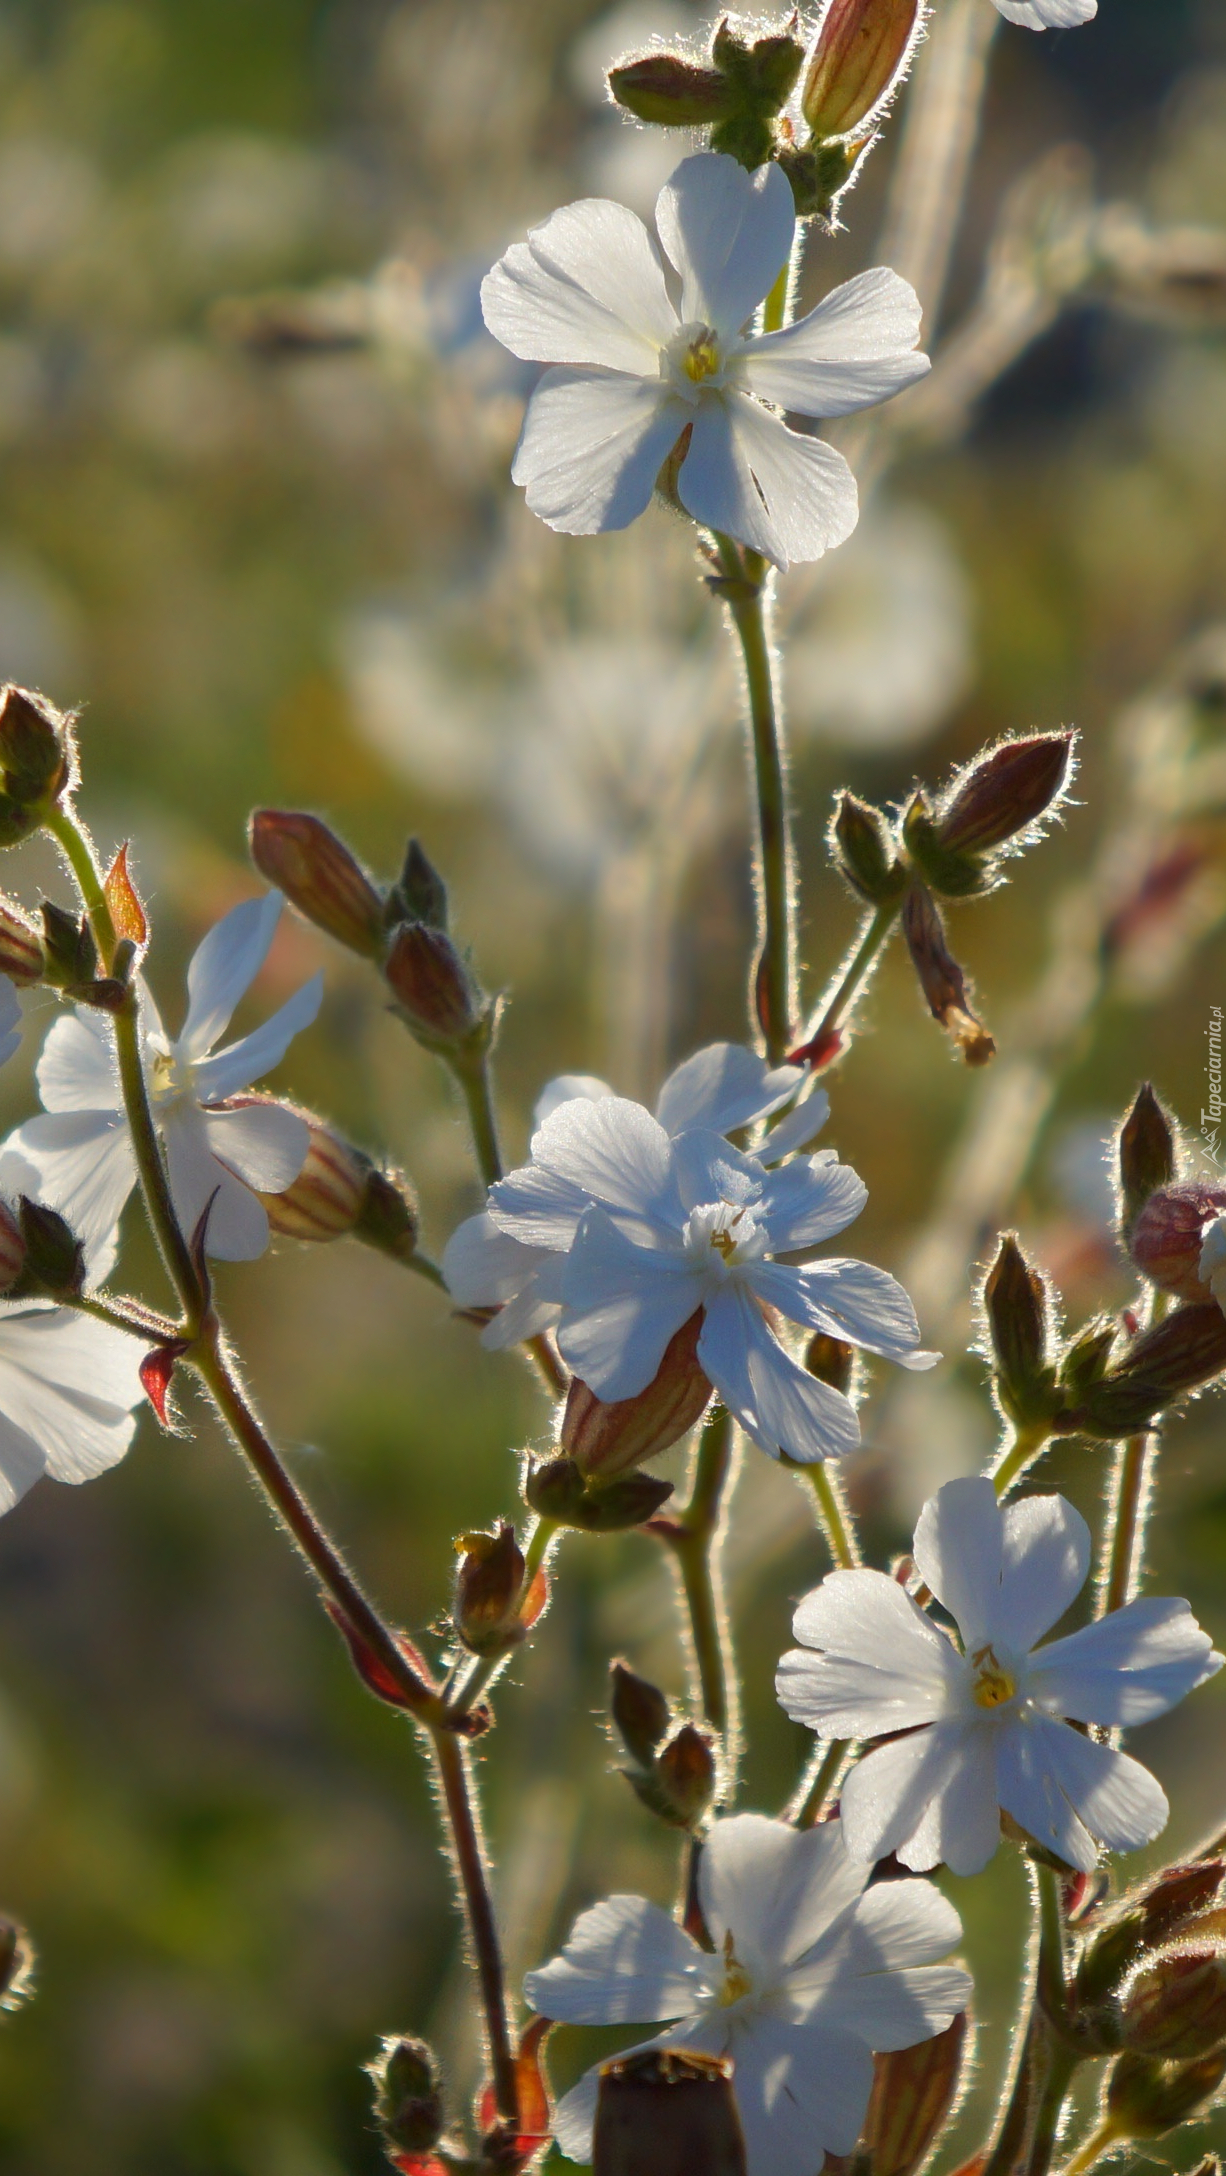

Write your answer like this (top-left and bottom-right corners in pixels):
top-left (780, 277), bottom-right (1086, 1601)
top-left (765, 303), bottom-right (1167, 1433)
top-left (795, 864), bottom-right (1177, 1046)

top-left (0, 1), bottom-right (1221, 2170)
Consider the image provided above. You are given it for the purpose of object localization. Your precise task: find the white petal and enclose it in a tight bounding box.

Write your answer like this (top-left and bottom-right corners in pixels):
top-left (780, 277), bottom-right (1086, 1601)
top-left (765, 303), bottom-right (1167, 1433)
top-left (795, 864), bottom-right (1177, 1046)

top-left (912, 1476), bottom-right (1006, 1652)
top-left (202, 1101), bottom-right (309, 1195)
top-left (0, 977), bottom-right (20, 1067)
top-left (729, 394), bottom-right (862, 568)
top-left (655, 154), bottom-right (794, 338)
top-left (730, 2014), bottom-right (874, 2170)
top-left (496, 1095), bottom-right (683, 1244)
top-left (838, 1721), bottom-right (982, 1869)
top-left (557, 1204), bottom-right (699, 1400)
top-left (997, 1715), bottom-right (1166, 1867)
top-left (994, 1493), bottom-right (1091, 1651)
top-left (180, 892), bottom-right (284, 1059)
top-left (677, 395), bottom-right (786, 563)
top-left (442, 1212), bottom-right (548, 1307)
top-left (477, 1260), bottom-right (564, 1348)
top-left (670, 1129), bottom-right (765, 1216)
top-left (792, 1880), bottom-right (969, 2046)
top-left (480, 197), bottom-right (676, 371)
top-left (161, 1107), bottom-right (271, 1261)
top-left (699, 1815), bottom-right (868, 1982)
top-left (655, 1043), bottom-right (801, 1139)
top-left (756, 1088), bottom-right (830, 1162)
top-left (6, 1112), bottom-right (137, 1245)
top-left (993, 0), bottom-right (1095, 24)
top-left (1028, 1597), bottom-right (1222, 1727)
top-left (512, 366), bottom-right (688, 537)
top-left (757, 1153), bottom-right (867, 1251)
top-left (749, 1258), bottom-right (924, 1365)
top-left (192, 974), bottom-right (323, 1101)
top-left (533, 1073), bottom-right (614, 1128)
top-left (524, 1895), bottom-right (707, 2025)
top-left (700, 1283), bottom-right (859, 1462)
top-left (740, 267), bottom-right (929, 418)
top-left (894, 1728), bottom-right (1004, 1877)
top-left (0, 1410), bottom-right (49, 1514)
top-left (778, 1569), bottom-right (961, 1736)
top-left (36, 1008), bottom-right (121, 1114)
top-left (0, 1314), bottom-right (142, 1484)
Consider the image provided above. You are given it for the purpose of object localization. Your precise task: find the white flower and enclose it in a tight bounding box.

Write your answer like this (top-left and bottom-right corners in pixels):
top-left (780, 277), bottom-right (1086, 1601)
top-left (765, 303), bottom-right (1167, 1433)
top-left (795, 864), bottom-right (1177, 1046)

top-left (526, 1811), bottom-right (970, 2176)
top-left (480, 151), bottom-right (929, 568)
top-left (777, 1476), bottom-right (1222, 1876)
top-left (992, 0), bottom-right (1095, 25)
top-left (9, 893), bottom-right (323, 1262)
top-left (445, 1044), bottom-right (823, 1353)
top-left (0, 1302), bottom-right (147, 1516)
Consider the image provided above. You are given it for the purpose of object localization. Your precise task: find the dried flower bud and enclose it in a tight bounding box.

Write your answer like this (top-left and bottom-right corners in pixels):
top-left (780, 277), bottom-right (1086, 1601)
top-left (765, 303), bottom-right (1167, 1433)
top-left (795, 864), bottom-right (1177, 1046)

top-left (608, 51), bottom-right (734, 126)
top-left (368, 2035), bottom-right (446, 2158)
top-left (524, 1455), bottom-right (674, 1531)
top-left (801, 0), bottom-right (926, 142)
top-left (627, 1723), bottom-right (718, 1829)
top-left (0, 1920), bottom-right (33, 2010)
top-left (936, 733), bottom-right (1075, 858)
top-left (593, 2048), bottom-right (746, 2176)
top-left (1122, 1950), bottom-right (1226, 2060)
top-left (249, 810), bottom-right (385, 959)
top-left (384, 923), bottom-right (491, 1054)
top-left (1069, 1304), bottom-right (1226, 1439)
top-left (830, 793), bottom-right (906, 905)
top-left (902, 885), bottom-right (996, 1067)
top-left (0, 896), bottom-right (44, 985)
top-left (454, 1523), bottom-right (527, 1657)
top-left (387, 839), bottom-right (449, 932)
top-left (1105, 2045), bottom-right (1226, 2139)
top-left (1118, 1085), bottom-right (1178, 1241)
top-left (0, 686), bottom-right (71, 845)
top-left (561, 1310), bottom-right (710, 1479)
top-left (1131, 1183), bottom-right (1226, 1303)
top-left (610, 1661), bottom-right (671, 1769)
top-left (859, 2014), bottom-right (968, 2176)
top-left (983, 1234), bottom-right (1057, 1427)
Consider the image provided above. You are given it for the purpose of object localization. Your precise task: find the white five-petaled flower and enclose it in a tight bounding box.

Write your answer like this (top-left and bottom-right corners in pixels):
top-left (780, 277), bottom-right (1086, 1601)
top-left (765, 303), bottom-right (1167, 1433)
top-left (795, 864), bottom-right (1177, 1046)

top-left (0, 1302), bottom-right (147, 1517)
top-left (449, 1062), bottom-right (933, 1465)
top-left (526, 1812), bottom-right (971, 2176)
top-left (8, 892), bottom-right (324, 1262)
top-left (480, 151), bottom-right (929, 568)
top-left (992, 0), bottom-right (1095, 26)
top-left (777, 1476), bottom-right (1222, 1877)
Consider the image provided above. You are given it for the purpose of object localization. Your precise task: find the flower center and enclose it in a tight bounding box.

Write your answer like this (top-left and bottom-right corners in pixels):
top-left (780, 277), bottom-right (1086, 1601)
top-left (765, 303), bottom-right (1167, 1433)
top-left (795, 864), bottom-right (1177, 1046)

top-left (682, 327), bottom-right (721, 384)
top-left (149, 1045), bottom-right (195, 1108)
top-left (970, 1643), bottom-right (1017, 1710)
top-left (664, 322), bottom-right (728, 401)
top-left (683, 1199), bottom-right (766, 1275)
top-left (717, 1930), bottom-right (753, 2008)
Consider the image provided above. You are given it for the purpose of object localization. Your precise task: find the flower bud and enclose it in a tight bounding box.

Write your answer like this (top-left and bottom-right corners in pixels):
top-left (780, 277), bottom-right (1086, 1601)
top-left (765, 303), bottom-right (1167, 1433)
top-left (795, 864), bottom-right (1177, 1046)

top-left (1130, 1183), bottom-right (1226, 1302)
top-left (14, 1198), bottom-right (83, 1299)
top-left (249, 810), bottom-right (385, 959)
top-left (936, 733), bottom-right (1075, 858)
top-left (627, 1723), bottom-right (718, 1830)
top-left (610, 1661), bottom-right (671, 1769)
top-left (0, 686), bottom-right (71, 845)
top-left (801, 0), bottom-right (926, 143)
top-left (902, 885), bottom-right (996, 1067)
top-left (1068, 1304), bottom-right (1226, 1439)
top-left (1122, 1950), bottom-right (1226, 2060)
top-left (0, 896), bottom-right (44, 985)
top-left (40, 901), bottom-right (96, 990)
top-left (260, 1112), bottom-right (369, 1241)
top-left (805, 1331), bottom-right (856, 1395)
top-left (607, 52), bottom-right (735, 126)
top-left (593, 2048), bottom-right (746, 2176)
top-left (561, 1310), bottom-right (710, 1480)
top-left (777, 138), bottom-right (866, 224)
top-left (1105, 2046), bottom-right (1226, 2138)
top-left (368, 2035), bottom-right (446, 2160)
top-left (354, 1166), bottom-right (421, 1266)
top-left (830, 793), bottom-right (906, 905)
top-left (711, 16), bottom-right (805, 108)
top-left (1141, 1862), bottom-right (1226, 1948)
top-left (387, 838), bottom-right (449, 932)
top-left (860, 2014), bottom-right (968, 2176)
top-left (453, 1523), bottom-right (528, 1657)
top-left (523, 1455), bottom-right (674, 1531)
top-left (0, 1919), bottom-right (34, 2011)
top-left (1118, 1085), bottom-right (1177, 1242)
top-left (983, 1235), bottom-right (1058, 1428)
top-left (384, 923), bottom-right (492, 1054)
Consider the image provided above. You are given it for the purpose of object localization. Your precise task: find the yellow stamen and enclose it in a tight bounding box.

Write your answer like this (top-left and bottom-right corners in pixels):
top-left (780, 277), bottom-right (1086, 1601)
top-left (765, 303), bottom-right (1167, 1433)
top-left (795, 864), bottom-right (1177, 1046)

top-left (971, 1643), bottom-right (1016, 1710)
top-left (718, 1930), bottom-right (753, 2007)
top-left (682, 330), bottom-right (721, 385)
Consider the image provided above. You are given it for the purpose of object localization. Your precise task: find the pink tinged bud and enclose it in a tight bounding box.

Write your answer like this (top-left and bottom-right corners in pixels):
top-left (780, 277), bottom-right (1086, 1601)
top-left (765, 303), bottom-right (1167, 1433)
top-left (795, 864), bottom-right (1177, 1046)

top-left (1123, 1950), bottom-right (1226, 2060)
top-left (0, 895), bottom-right (44, 984)
top-left (561, 1309), bottom-right (711, 1479)
top-left (801, 0), bottom-right (926, 142)
top-left (1071, 1303), bottom-right (1226, 1439)
top-left (936, 733), bottom-right (1076, 857)
top-left (902, 884), bottom-right (996, 1067)
top-left (0, 1199), bottom-right (25, 1294)
top-left (453, 1522), bottom-right (545, 1657)
top-left (593, 2049), bottom-right (747, 2176)
top-left (1141, 1862), bottom-right (1226, 1948)
top-left (626, 1722), bottom-right (718, 1830)
top-left (1119, 1083), bottom-right (1178, 1239)
top-left (249, 809), bottom-right (386, 958)
top-left (1106, 2045), bottom-right (1226, 2139)
top-left (859, 2015), bottom-right (969, 2176)
top-left (610, 1660), bottom-right (670, 1768)
top-left (1131, 1184), bottom-right (1226, 1302)
top-left (261, 1114), bottom-right (369, 1241)
top-left (384, 922), bottom-right (489, 1050)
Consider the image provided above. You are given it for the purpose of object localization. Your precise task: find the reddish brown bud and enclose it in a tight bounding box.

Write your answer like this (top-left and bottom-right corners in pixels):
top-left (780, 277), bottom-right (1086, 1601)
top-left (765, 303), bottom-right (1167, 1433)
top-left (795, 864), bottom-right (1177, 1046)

top-left (454, 1523), bottom-right (528, 1657)
top-left (983, 1234), bottom-right (1058, 1429)
top-left (593, 2049), bottom-right (747, 2175)
top-left (250, 810), bottom-right (385, 958)
top-left (0, 895), bottom-right (44, 984)
top-left (610, 1661), bottom-right (671, 1768)
top-left (1119, 1084), bottom-right (1178, 1239)
top-left (801, 0), bottom-right (926, 141)
top-left (524, 1455), bottom-right (675, 1532)
top-left (937, 733), bottom-right (1075, 857)
top-left (608, 52), bottom-right (735, 126)
top-left (561, 1309), bottom-right (711, 1480)
top-left (806, 1331), bottom-right (856, 1395)
top-left (1071, 1304), bottom-right (1226, 1439)
top-left (902, 884), bottom-right (996, 1066)
top-left (1123, 1950), bottom-right (1226, 2060)
top-left (1131, 1183), bottom-right (1226, 1302)
top-left (261, 1111), bottom-right (369, 1240)
top-left (859, 2015), bottom-right (968, 2176)
top-left (1106, 2045), bottom-right (1226, 2138)
top-left (1141, 1862), bottom-right (1226, 1947)
top-left (384, 923), bottom-right (491, 1053)
top-left (629, 1723), bottom-right (718, 1829)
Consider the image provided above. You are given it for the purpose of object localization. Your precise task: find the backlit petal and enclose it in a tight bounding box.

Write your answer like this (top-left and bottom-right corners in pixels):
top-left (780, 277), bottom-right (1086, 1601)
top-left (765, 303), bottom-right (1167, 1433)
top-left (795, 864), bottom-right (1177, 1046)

top-left (756, 1153), bottom-right (868, 1251)
top-left (740, 268), bottom-right (928, 417)
top-left (501, 1094), bottom-right (683, 1241)
top-left (730, 2014), bottom-right (874, 2169)
top-left (778, 1569), bottom-right (961, 1736)
top-left (698, 1815), bottom-right (868, 1981)
top-left (180, 892), bottom-right (284, 1058)
top-left (749, 1257), bottom-right (924, 1364)
top-left (678, 396), bottom-right (786, 563)
top-left (192, 974), bottom-right (323, 1102)
top-left (997, 1715), bottom-right (1165, 1868)
top-left (655, 1043), bottom-right (801, 1138)
top-left (838, 1721), bottom-right (979, 1869)
top-left (1029, 1596), bottom-right (1222, 1726)
top-left (656, 154), bottom-right (794, 337)
top-left (912, 1476), bottom-right (1005, 1651)
top-left (481, 198), bottom-right (676, 370)
top-left (716, 395), bottom-right (860, 569)
top-left (524, 1895), bottom-right (707, 2025)
top-left (699, 1283), bottom-right (860, 1462)
top-left (995, 1492), bottom-right (1091, 1650)
top-left (512, 367), bottom-right (687, 537)
top-left (7, 1111), bottom-right (136, 1244)
top-left (202, 1101), bottom-right (309, 1194)
top-left (994, 0), bottom-right (1095, 24)
top-left (558, 1204), bottom-right (699, 1400)
top-left (36, 1008), bottom-right (121, 1114)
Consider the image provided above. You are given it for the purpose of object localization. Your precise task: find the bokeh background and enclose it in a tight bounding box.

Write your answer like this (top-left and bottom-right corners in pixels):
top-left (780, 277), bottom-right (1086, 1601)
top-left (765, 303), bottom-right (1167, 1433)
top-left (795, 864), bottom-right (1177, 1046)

top-left (0, 1), bottom-right (1222, 2170)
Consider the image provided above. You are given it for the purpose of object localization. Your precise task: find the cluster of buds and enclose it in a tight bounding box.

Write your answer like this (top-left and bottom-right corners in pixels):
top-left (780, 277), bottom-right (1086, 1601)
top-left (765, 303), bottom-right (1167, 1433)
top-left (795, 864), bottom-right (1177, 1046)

top-left (523, 1454), bottom-right (675, 1533)
top-left (1120, 1084), bottom-right (1226, 1318)
top-left (452, 1523), bottom-right (547, 1660)
top-left (608, 14), bottom-right (805, 176)
top-left (593, 2049), bottom-right (746, 2176)
top-left (609, 1660), bottom-right (717, 1831)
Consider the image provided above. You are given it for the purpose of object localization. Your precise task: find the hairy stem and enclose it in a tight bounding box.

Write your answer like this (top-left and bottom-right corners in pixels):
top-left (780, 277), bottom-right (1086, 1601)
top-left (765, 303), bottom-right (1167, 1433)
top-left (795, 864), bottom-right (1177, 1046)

top-left (1099, 1294), bottom-right (1167, 1618)
top-left (984, 1865), bottom-right (1075, 2176)
top-left (722, 564), bottom-right (793, 1063)
top-left (802, 1459), bottom-right (862, 1569)
top-left (669, 1409), bottom-right (740, 1771)
top-left (450, 1047), bottom-right (504, 1189)
top-left (797, 898), bottom-right (903, 1058)
top-left (789, 1737), bottom-right (849, 1830)
top-left (992, 1419), bottom-right (1056, 1498)
top-left (430, 1727), bottom-right (520, 2129)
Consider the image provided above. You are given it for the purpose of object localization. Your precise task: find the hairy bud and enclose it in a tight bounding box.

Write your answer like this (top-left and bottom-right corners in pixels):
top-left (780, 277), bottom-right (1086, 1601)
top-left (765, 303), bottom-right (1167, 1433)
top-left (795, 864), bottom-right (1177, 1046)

top-left (1118, 1085), bottom-right (1178, 1242)
top-left (384, 923), bottom-right (492, 1055)
top-left (1130, 1184), bottom-right (1226, 1303)
top-left (0, 895), bottom-right (44, 985)
top-left (859, 2015), bottom-right (968, 2176)
top-left (830, 793), bottom-right (906, 904)
top-left (806, 1331), bottom-right (856, 1395)
top-left (0, 1920), bottom-right (34, 2010)
top-left (249, 810), bottom-right (386, 959)
top-left (368, 2035), bottom-right (446, 2159)
top-left (14, 1198), bottom-right (83, 1299)
top-left (1105, 2045), bottom-right (1226, 2138)
top-left (1067, 1304), bottom-right (1226, 1439)
top-left (593, 2049), bottom-right (746, 2176)
top-left (40, 901), bottom-right (97, 990)
top-left (627, 1722), bottom-right (718, 1830)
top-left (936, 733), bottom-right (1075, 857)
top-left (454, 1523), bottom-right (533, 1657)
top-left (0, 686), bottom-right (71, 846)
top-left (387, 838), bottom-right (449, 932)
top-left (801, 0), bottom-right (926, 143)
top-left (608, 52), bottom-right (734, 126)
top-left (561, 1311), bottom-right (710, 1480)
top-left (251, 1103), bottom-right (419, 1261)
top-left (610, 1661), bottom-right (671, 1769)
top-left (902, 885), bottom-right (996, 1066)
top-left (524, 1455), bottom-right (675, 1532)
top-left (1122, 1950), bottom-right (1226, 2060)
top-left (984, 1235), bottom-right (1058, 1428)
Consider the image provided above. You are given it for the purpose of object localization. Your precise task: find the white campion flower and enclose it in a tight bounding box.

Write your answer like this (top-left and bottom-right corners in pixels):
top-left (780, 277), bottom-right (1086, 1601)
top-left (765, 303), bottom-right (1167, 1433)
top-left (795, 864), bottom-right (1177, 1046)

top-left (9, 893), bottom-right (323, 1262)
top-left (0, 1302), bottom-right (147, 1517)
top-left (526, 1811), bottom-right (971, 2176)
top-left (777, 1476), bottom-right (1222, 1876)
top-left (480, 151), bottom-right (929, 568)
top-left (992, 0), bottom-right (1095, 26)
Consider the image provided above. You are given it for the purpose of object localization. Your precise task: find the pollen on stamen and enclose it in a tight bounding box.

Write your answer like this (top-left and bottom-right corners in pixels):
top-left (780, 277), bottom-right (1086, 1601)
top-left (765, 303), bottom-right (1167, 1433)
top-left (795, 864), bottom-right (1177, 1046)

top-left (717, 1930), bottom-right (753, 2008)
top-left (971, 1644), bottom-right (1016, 1710)
top-left (683, 329), bottom-right (721, 385)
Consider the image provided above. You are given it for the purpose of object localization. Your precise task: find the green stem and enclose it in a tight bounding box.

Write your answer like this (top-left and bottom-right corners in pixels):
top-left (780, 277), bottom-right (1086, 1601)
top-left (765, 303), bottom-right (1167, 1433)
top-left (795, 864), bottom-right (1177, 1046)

top-left (983, 1865), bottom-right (1076, 2176)
top-left (992, 1418), bottom-right (1056, 1498)
top-left (403, 1250), bottom-right (449, 1293)
top-left (429, 1726), bottom-right (520, 2130)
top-left (720, 568), bottom-right (792, 1063)
top-left (1098, 1294), bottom-right (1166, 1619)
top-left (1023, 2032), bottom-right (1080, 2176)
top-left (450, 1048), bottom-right (503, 1188)
top-left (1059, 2120), bottom-right (1123, 2176)
top-left (802, 1459), bottom-right (862, 1570)
top-left (798, 898), bottom-right (903, 1058)
top-left (789, 1737), bottom-right (849, 1829)
top-left (68, 1289), bottom-right (180, 1341)
top-left (46, 802), bottom-right (117, 958)
top-left (669, 1410), bottom-right (739, 1768)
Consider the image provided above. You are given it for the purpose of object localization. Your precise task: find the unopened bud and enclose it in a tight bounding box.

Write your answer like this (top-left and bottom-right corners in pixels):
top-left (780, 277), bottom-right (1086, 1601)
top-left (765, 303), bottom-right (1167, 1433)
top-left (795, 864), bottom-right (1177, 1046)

top-left (628, 1723), bottom-right (717, 1829)
top-left (0, 1920), bottom-right (34, 2010)
top-left (984, 1235), bottom-right (1057, 1428)
top-left (1069, 1304), bottom-right (1226, 1439)
top-left (251, 1103), bottom-right (419, 1261)
top-left (385, 923), bottom-right (491, 1054)
top-left (1076, 1909), bottom-right (1148, 2010)
top-left (368, 2035), bottom-right (446, 2159)
top-left (1131, 1183), bottom-right (1226, 1303)
top-left (860, 2015), bottom-right (968, 2176)
top-left (902, 885), bottom-right (996, 1066)
top-left (1142, 1862), bottom-right (1226, 1947)
top-left (610, 1661), bottom-right (670, 1768)
top-left (354, 1165), bottom-right (420, 1265)
top-left (524, 1455), bottom-right (675, 1531)
top-left (40, 901), bottom-right (96, 990)
top-left (937, 733), bottom-right (1075, 858)
top-left (593, 2049), bottom-right (746, 2176)
top-left (0, 896), bottom-right (44, 985)
top-left (830, 793), bottom-right (906, 905)
top-left (801, 0), bottom-right (926, 142)
top-left (0, 686), bottom-right (71, 845)
top-left (454, 1523), bottom-right (526, 1657)
top-left (1106, 2045), bottom-right (1226, 2138)
top-left (1119, 1085), bottom-right (1177, 1240)
top-left (14, 1198), bottom-right (83, 1298)
top-left (387, 839), bottom-right (449, 932)
top-left (249, 810), bottom-right (385, 959)
top-left (608, 51), bottom-right (734, 126)
top-left (562, 1311), bottom-right (710, 1480)
top-left (1122, 1950), bottom-right (1226, 2059)
top-left (806, 1331), bottom-right (856, 1395)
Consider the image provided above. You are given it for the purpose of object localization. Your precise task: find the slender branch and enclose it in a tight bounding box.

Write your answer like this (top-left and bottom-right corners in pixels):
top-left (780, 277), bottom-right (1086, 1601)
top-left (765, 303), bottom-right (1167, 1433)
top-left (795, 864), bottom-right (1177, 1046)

top-left (789, 1737), bottom-right (849, 1830)
top-left (1098, 1294), bottom-right (1167, 1619)
top-left (67, 1289), bottom-right (180, 1341)
top-left (992, 1418), bottom-right (1057, 1499)
top-left (797, 899), bottom-right (903, 1059)
top-left (720, 561), bottom-right (793, 1064)
top-left (430, 1727), bottom-right (519, 2129)
top-left (983, 1865), bottom-right (1076, 2176)
top-left (449, 1047), bottom-right (504, 1189)
top-left (800, 1459), bottom-right (862, 1569)
top-left (666, 1409), bottom-right (740, 1776)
